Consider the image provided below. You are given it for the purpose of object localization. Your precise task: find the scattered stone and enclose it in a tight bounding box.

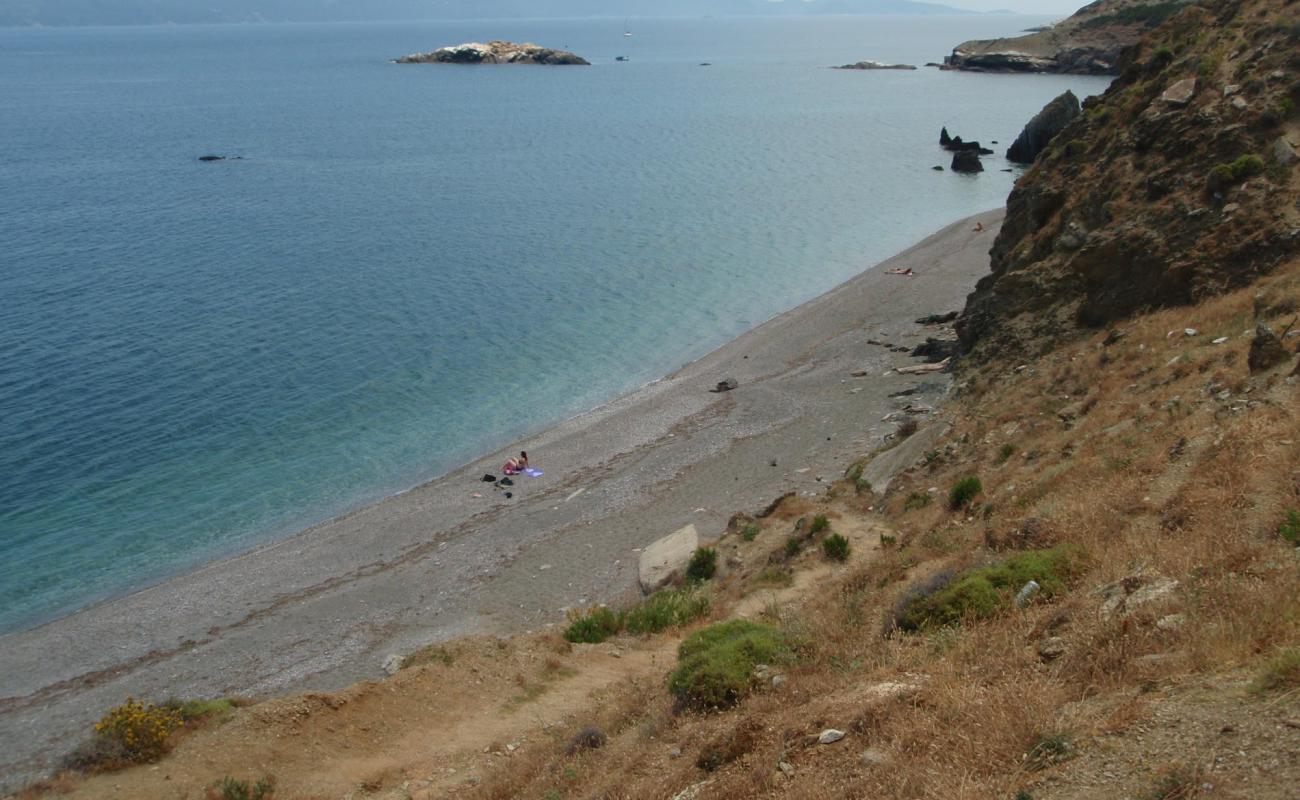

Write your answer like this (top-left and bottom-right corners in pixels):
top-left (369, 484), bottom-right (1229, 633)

top-left (1160, 77), bottom-right (1197, 106)
top-left (912, 337), bottom-right (960, 363)
top-left (771, 675), bottom-right (787, 689)
top-left (1097, 572), bottom-right (1180, 619)
top-left (1231, 96), bottom-right (1248, 110)
top-left (1248, 322), bottom-right (1290, 373)
top-left (1273, 137), bottom-right (1297, 167)
top-left (1037, 636), bottom-right (1067, 661)
top-left (382, 654), bottom-right (405, 675)
top-left (1223, 84), bottom-right (1240, 96)
top-left (669, 747), bottom-right (682, 759)
top-left (818, 729), bottom-right (846, 745)
top-left (1184, 328), bottom-right (1198, 337)
top-left (1156, 613), bottom-right (1187, 631)
top-left (1014, 580), bottom-right (1042, 608)
top-left (712, 378), bottom-right (738, 393)
top-left (1006, 90), bottom-right (1080, 164)
top-left (851, 369), bottom-right (869, 377)
top-left (777, 761), bottom-right (795, 777)
top-left (670, 781), bottom-right (711, 800)
top-left (897, 358), bottom-right (950, 375)
top-left (1212, 336), bottom-right (1229, 345)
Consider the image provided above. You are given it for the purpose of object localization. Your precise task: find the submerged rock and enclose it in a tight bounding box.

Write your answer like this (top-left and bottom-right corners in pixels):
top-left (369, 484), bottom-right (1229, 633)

top-left (1006, 90), bottom-right (1080, 164)
top-left (395, 41), bottom-right (589, 65)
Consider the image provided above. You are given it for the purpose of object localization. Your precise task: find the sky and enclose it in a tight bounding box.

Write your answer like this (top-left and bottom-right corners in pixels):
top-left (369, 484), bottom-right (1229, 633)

top-left (949, 0), bottom-right (1083, 12)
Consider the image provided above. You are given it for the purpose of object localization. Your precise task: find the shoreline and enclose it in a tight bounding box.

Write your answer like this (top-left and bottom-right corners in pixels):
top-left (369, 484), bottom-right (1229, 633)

top-left (0, 207), bottom-right (1004, 786)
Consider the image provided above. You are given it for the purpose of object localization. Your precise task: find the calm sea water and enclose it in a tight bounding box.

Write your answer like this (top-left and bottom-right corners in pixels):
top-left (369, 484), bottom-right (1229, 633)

top-left (0, 16), bottom-right (1109, 634)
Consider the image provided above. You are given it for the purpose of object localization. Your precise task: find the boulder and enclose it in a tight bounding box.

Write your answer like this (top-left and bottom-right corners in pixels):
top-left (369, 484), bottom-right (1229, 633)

top-left (1160, 78), bottom-right (1197, 106)
top-left (638, 524), bottom-right (698, 592)
top-left (1248, 322), bottom-right (1291, 372)
top-left (1006, 90), bottom-right (1080, 164)
top-left (1273, 137), bottom-right (1298, 167)
top-left (381, 654), bottom-right (405, 675)
top-left (951, 150), bottom-right (983, 173)
top-left (940, 127), bottom-right (952, 147)
top-left (911, 337), bottom-right (960, 363)
top-left (712, 378), bottom-right (738, 392)
top-left (396, 41), bottom-right (589, 65)
top-left (1096, 572), bottom-right (1180, 619)
top-left (915, 311), bottom-right (959, 325)
top-left (818, 729), bottom-right (846, 745)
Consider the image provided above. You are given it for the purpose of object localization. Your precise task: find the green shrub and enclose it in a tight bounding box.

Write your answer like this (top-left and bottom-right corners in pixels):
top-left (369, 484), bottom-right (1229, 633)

top-left (879, 533), bottom-right (897, 548)
top-left (1278, 510), bottom-right (1300, 545)
top-left (948, 476), bottom-right (983, 511)
top-left (685, 547), bottom-right (718, 582)
top-left (741, 523), bottom-right (760, 542)
top-left (809, 514), bottom-right (829, 534)
top-left (822, 533), bottom-right (851, 562)
top-left (1251, 648), bottom-right (1300, 694)
top-left (668, 620), bottom-right (792, 709)
top-left (564, 606), bottom-right (625, 644)
top-left (784, 537), bottom-right (801, 559)
top-left (1027, 732), bottom-right (1073, 770)
top-left (624, 588), bottom-right (710, 635)
top-left (904, 491), bottom-right (933, 511)
top-left (1230, 154), bottom-right (1265, 180)
top-left (896, 545), bottom-right (1083, 632)
top-left (213, 776), bottom-right (276, 800)
top-left (996, 443), bottom-right (1016, 464)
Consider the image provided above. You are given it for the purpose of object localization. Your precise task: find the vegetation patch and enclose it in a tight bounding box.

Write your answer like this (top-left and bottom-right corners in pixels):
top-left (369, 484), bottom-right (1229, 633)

top-left (809, 514), bottom-right (830, 535)
top-left (165, 697), bottom-right (237, 724)
top-left (740, 523), bottom-right (760, 542)
top-left (87, 697), bottom-right (182, 767)
top-left (1250, 648), bottom-right (1300, 694)
top-left (207, 776), bottom-right (276, 800)
top-left (948, 476), bottom-right (983, 511)
top-left (565, 587), bottom-right (710, 643)
top-left (1079, 3), bottom-right (1188, 31)
top-left (822, 533), bottom-right (851, 562)
top-left (1278, 510), bottom-right (1299, 545)
top-left (668, 620), bottom-right (793, 710)
top-left (685, 547), bottom-right (718, 582)
top-left (564, 606), bottom-right (625, 644)
top-left (894, 545), bottom-right (1084, 632)
top-left (904, 491), bottom-right (933, 511)
top-left (1207, 154), bottom-right (1265, 193)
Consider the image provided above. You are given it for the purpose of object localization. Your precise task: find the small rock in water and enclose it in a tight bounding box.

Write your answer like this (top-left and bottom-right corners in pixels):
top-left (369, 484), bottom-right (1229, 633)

top-left (818, 729), bottom-right (846, 745)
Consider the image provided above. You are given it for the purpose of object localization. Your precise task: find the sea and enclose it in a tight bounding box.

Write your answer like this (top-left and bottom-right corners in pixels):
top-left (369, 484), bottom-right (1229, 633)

top-left (0, 14), bottom-right (1111, 635)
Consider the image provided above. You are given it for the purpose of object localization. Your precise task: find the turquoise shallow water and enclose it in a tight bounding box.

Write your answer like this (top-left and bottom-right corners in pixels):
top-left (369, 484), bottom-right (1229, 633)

top-left (0, 15), bottom-right (1110, 634)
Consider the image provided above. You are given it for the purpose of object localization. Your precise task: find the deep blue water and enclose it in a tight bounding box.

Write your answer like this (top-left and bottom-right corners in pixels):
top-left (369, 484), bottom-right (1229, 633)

top-left (0, 15), bottom-right (1110, 634)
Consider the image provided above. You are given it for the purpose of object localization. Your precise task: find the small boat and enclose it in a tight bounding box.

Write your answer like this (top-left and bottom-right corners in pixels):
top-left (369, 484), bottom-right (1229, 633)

top-left (615, 56), bottom-right (628, 62)
top-left (623, 18), bottom-right (632, 37)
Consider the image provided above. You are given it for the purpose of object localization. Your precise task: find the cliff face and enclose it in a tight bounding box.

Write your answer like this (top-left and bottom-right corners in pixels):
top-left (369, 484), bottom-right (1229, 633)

top-left (945, 0), bottom-right (1194, 75)
top-left (957, 0), bottom-right (1300, 364)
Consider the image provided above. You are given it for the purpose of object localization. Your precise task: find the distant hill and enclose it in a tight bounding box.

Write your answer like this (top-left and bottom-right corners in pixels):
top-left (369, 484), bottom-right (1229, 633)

top-left (0, 0), bottom-right (973, 28)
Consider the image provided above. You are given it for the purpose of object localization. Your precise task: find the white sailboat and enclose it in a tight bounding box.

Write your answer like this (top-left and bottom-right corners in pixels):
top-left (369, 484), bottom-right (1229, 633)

top-left (623, 18), bottom-right (632, 37)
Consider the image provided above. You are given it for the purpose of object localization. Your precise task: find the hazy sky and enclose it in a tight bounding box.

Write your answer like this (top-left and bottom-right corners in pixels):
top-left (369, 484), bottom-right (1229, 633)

top-left (949, 0), bottom-right (1082, 13)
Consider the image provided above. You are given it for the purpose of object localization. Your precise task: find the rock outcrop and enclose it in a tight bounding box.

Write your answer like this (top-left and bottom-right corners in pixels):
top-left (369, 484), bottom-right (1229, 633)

top-left (834, 60), bottom-right (917, 71)
top-left (395, 41), bottom-right (589, 65)
top-left (957, 0), bottom-right (1300, 364)
top-left (1006, 90), bottom-right (1081, 164)
top-left (944, 0), bottom-right (1194, 75)
top-left (951, 151), bottom-right (983, 173)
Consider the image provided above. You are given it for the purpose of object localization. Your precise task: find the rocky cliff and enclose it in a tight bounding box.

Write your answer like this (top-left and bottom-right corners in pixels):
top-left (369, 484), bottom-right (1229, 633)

top-left (957, 0), bottom-right (1300, 363)
top-left (395, 41), bottom-right (589, 65)
top-left (945, 0), bottom-right (1194, 75)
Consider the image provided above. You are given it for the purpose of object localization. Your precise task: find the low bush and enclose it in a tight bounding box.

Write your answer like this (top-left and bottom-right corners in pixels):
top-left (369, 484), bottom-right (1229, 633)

top-left (740, 523), bottom-right (760, 542)
top-left (1278, 510), bottom-right (1299, 545)
top-left (996, 443), bottom-right (1016, 464)
top-left (624, 588), bottom-right (709, 635)
top-left (685, 547), bottom-right (718, 582)
top-left (784, 537), bottom-right (801, 559)
top-left (91, 697), bottom-right (182, 765)
top-left (1207, 154), bottom-right (1265, 192)
top-left (165, 697), bottom-right (236, 723)
top-left (895, 545), bottom-right (1084, 632)
top-left (904, 491), bottom-right (933, 511)
top-left (207, 776), bottom-right (275, 800)
top-left (948, 476), bottom-right (983, 511)
top-left (668, 620), bottom-right (792, 709)
top-left (809, 514), bottom-right (830, 534)
top-left (1027, 732), bottom-right (1073, 771)
top-left (563, 606), bottom-right (625, 644)
top-left (822, 533), bottom-right (851, 562)
top-left (1251, 648), bottom-right (1300, 694)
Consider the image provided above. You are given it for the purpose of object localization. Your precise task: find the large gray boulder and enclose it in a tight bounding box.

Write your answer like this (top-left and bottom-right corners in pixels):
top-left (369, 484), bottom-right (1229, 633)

top-left (638, 524), bottom-right (698, 592)
top-left (1006, 90), bottom-right (1080, 164)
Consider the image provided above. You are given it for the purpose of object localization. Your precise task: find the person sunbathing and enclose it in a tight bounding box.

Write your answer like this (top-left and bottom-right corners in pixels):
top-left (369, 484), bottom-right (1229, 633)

top-left (885, 267), bottom-right (915, 276)
top-left (503, 451), bottom-right (529, 475)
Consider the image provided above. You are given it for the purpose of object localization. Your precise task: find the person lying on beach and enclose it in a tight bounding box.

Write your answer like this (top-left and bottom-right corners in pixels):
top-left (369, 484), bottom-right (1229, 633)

top-left (972, 222), bottom-right (985, 233)
top-left (885, 267), bottom-right (915, 276)
top-left (503, 451), bottom-right (529, 475)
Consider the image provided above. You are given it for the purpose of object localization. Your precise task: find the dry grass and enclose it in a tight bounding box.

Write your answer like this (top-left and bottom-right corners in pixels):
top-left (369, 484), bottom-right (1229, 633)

top-left (458, 261), bottom-right (1300, 799)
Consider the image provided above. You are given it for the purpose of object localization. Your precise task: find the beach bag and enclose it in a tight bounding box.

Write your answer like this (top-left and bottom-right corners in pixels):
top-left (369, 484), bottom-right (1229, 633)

top-left (482, 474), bottom-right (497, 482)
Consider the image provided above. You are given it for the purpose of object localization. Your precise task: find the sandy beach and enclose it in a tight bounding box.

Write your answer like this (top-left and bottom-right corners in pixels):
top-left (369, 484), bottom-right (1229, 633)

top-left (0, 208), bottom-right (1003, 787)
